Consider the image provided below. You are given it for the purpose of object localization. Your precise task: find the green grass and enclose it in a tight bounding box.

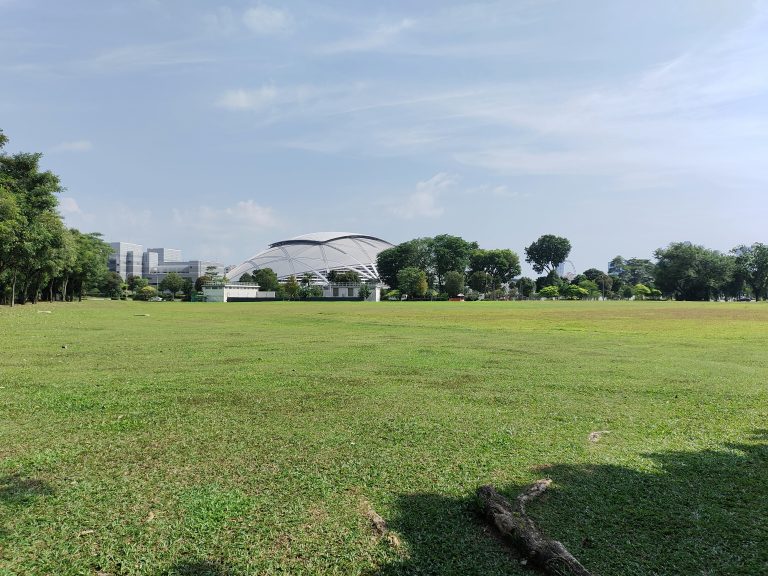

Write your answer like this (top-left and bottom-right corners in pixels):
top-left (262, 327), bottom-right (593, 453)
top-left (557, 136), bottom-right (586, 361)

top-left (1, 300), bottom-right (766, 575)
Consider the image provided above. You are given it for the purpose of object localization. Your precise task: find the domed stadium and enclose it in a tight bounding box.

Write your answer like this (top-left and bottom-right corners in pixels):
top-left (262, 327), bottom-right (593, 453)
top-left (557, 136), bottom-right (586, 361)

top-left (227, 232), bottom-right (394, 283)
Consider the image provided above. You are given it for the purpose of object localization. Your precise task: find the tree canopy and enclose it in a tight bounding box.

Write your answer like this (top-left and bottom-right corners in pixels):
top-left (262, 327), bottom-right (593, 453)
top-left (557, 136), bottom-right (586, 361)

top-left (469, 248), bottom-right (521, 287)
top-left (397, 267), bottom-right (428, 298)
top-left (253, 268), bottom-right (280, 291)
top-left (1, 131), bottom-right (111, 305)
top-left (654, 242), bottom-right (734, 301)
top-left (732, 243), bottom-right (768, 300)
top-left (524, 235), bottom-right (571, 275)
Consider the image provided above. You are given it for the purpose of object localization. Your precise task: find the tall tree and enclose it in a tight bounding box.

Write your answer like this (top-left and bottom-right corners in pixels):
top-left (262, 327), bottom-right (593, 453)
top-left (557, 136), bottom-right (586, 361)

top-left (159, 271), bottom-right (185, 298)
top-left (444, 270), bottom-right (465, 297)
top-left (68, 230), bottom-right (112, 301)
top-left (524, 235), bottom-right (571, 275)
top-left (430, 234), bottom-right (477, 291)
top-left (253, 268), bottom-right (279, 291)
top-left (376, 237), bottom-right (433, 289)
top-left (397, 267), bottom-right (428, 298)
top-left (517, 277), bottom-right (535, 298)
top-left (582, 268), bottom-right (613, 295)
top-left (283, 275), bottom-right (300, 300)
top-left (654, 242), bottom-right (733, 301)
top-left (102, 271), bottom-right (124, 299)
top-left (0, 148), bottom-right (64, 305)
top-left (469, 248), bottom-right (521, 287)
top-left (732, 243), bottom-right (768, 300)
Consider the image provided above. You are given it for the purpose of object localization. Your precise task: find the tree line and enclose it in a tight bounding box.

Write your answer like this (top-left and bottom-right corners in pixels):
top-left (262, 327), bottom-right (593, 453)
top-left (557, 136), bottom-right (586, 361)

top-left (0, 130), bottom-right (113, 306)
top-left (4, 128), bottom-right (767, 304)
top-left (377, 233), bottom-right (768, 301)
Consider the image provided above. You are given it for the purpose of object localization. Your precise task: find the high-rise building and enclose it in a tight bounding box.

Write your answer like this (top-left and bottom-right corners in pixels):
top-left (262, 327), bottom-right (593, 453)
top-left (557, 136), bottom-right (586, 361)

top-left (109, 242), bottom-right (224, 284)
top-left (108, 242), bottom-right (143, 280)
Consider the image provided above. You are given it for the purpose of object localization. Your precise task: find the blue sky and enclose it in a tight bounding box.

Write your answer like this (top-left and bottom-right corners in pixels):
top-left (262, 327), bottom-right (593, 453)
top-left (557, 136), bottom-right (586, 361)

top-left (2, 1), bottom-right (767, 274)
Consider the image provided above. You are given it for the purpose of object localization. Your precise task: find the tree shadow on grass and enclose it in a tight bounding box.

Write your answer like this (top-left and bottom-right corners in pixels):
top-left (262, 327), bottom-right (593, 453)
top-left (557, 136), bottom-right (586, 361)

top-left (0, 473), bottom-right (54, 506)
top-left (0, 473), bottom-right (54, 544)
top-left (377, 432), bottom-right (767, 576)
top-left (162, 559), bottom-right (233, 576)
top-left (373, 493), bottom-right (526, 576)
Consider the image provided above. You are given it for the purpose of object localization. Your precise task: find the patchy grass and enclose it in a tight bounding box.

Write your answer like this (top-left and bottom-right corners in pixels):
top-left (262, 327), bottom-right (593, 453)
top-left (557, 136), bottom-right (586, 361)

top-left (1, 300), bottom-right (766, 575)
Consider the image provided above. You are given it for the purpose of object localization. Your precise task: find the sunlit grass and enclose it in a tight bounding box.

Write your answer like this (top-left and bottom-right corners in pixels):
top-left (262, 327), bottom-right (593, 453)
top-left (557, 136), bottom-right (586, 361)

top-left (1, 301), bottom-right (766, 575)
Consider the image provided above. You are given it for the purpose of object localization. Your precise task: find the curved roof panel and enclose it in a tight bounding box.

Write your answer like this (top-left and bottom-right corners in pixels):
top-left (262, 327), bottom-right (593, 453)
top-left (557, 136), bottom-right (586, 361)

top-left (227, 232), bottom-right (394, 283)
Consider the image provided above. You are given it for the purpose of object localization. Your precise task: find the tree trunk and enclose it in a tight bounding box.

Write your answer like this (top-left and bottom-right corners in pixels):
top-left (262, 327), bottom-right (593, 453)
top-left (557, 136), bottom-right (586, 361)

top-left (477, 482), bottom-right (592, 576)
top-left (10, 270), bottom-right (16, 307)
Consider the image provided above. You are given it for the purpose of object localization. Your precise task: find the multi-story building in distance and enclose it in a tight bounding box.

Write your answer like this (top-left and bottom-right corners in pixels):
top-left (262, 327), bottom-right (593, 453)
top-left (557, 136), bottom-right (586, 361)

top-left (108, 242), bottom-right (224, 283)
top-left (108, 242), bottom-right (143, 280)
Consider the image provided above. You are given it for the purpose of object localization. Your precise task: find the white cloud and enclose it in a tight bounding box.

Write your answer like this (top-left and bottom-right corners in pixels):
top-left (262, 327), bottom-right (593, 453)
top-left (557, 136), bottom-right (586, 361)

top-left (57, 196), bottom-right (82, 214)
top-left (84, 43), bottom-right (213, 71)
top-left (242, 5), bottom-right (292, 35)
top-left (202, 7), bottom-right (237, 36)
top-left (53, 140), bottom-right (92, 152)
top-left (216, 86), bottom-right (278, 111)
top-left (322, 18), bottom-right (415, 53)
top-left (174, 200), bottom-right (279, 232)
top-left (391, 173), bottom-right (455, 219)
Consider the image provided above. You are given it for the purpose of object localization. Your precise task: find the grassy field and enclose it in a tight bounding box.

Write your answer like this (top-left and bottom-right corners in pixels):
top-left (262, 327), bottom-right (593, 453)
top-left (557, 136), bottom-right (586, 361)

top-left (1, 300), bottom-right (766, 575)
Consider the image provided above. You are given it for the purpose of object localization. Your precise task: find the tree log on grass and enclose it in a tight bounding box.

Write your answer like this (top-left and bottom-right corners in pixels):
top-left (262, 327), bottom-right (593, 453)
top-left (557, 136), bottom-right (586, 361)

top-left (477, 481), bottom-right (592, 576)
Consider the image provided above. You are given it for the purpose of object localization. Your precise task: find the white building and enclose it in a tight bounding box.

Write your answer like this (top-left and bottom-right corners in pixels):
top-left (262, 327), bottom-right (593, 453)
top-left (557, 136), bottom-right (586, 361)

top-left (108, 242), bottom-right (225, 283)
top-left (202, 284), bottom-right (276, 302)
top-left (227, 232), bottom-right (393, 283)
top-left (108, 242), bottom-right (143, 280)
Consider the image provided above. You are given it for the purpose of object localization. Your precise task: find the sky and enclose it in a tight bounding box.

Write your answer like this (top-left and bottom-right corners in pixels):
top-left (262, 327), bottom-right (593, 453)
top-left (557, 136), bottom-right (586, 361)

top-left (2, 0), bottom-right (767, 275)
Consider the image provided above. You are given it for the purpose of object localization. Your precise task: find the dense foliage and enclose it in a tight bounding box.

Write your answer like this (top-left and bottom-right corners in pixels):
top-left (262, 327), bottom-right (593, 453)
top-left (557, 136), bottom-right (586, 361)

top-left (0, 131), bottom-right (111, 305)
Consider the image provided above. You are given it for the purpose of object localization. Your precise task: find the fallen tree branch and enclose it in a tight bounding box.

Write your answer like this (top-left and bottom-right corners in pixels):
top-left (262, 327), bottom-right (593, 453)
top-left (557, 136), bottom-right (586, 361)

top-left (477, 481), bottom-right (592, 576)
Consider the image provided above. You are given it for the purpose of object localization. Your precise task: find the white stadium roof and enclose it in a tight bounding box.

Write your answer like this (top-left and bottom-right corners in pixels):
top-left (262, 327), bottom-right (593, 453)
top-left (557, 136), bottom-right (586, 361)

top-left (227, 232), bottom-right (394, 283)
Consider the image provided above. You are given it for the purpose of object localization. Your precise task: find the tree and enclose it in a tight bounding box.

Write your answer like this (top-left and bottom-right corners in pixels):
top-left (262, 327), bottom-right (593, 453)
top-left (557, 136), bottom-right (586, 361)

top-left (127, 275), bottom-right (147, 292)
top-left (654, 242), bottom-right (733, 301)
top-left (204, 265), bottom-right (224, 285)
top-left (468, 271), bottom-right (491, 293)
top-left (358, 283), bottom-right (372, 300)
top-left (134, 285), bottom-right (158, 301)
top-left (524, 235), bottom-right (571, 275)
top-left (431, 234), bottom-right (477, 291)
top-left (732, 243), bottom-right (768, 300)
top-left (299, 284), bottom-right (323, 299)
top-left (102, 271), bottom-right (124, 299)
top-left (539, 285), bottom-right (560, 299)
top-left (253, 268), bottom-right (279, 291)
top-left (397, 267), bottom-right (428, 298)
top-left (238, 271), bottom-right (254, 283)
top-left (0, 147), bottom-right (64, 305)
top-left (444, 270), bottom-right (465, 297)
top-left (327, 270), bottom-right (361, 283)
top-left (469, 248), bottom-right (521, 288)
top-left (609, 257), bottom-right (654, 286)
top-left (565, 284), bottom-right (589, 299)
top-left (283, 275), bottom-right (300, 300)
top-left (60, 230), bottom-right (112, 302)
top-left (582, 268), bottom-right (613, 296)
top-left (578, 279), bottom-right (600, 298)
top-left (608, 256), bottom-right (626, 277)
top-left (536, 270), bottom-right (564, 292)
top-left (181, 278), bottom-right (194, 301)
top-left (633, 283), bottom-right (651, 300)
top-left (517, 277), bottom-right (535, 298)
top-left (159, 272), bottom-right (184, 299)
top-left (376, 238), bottom-right (433, 289)
top-left (300, 272), bottom-right (314, 287)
